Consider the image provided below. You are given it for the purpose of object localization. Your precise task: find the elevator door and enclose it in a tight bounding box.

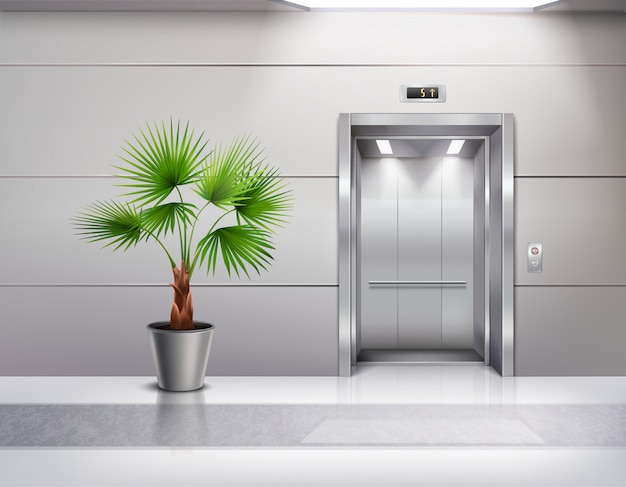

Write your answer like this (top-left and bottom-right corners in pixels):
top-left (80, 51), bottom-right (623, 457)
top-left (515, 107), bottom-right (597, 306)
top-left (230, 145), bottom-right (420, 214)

top-left (359, 156), bottom-right (475, 353)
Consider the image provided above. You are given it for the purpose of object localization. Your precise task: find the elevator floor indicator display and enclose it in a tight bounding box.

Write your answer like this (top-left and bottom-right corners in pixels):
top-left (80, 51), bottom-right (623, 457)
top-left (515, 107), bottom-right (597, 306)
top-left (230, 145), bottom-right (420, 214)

top-left (400, 84), bottom-right (446, 103)
top-left (408, 87), bottom-right (439, 99)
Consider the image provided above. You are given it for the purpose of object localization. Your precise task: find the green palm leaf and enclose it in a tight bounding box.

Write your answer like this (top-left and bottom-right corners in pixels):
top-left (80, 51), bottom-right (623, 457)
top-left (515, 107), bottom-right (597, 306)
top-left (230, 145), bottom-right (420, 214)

top-left (141, 202), bottom-right (197, 239)
top-left (197, 225), bottom-right (274, 277)
top-left (236, 165), bottom-right (293, 231)
top-left (194, 135), bottom-right (265, 209)
top-left (74, 121), bottom-right (292, 286)
top-left (116, 119), bottom-right (210, 206)
top-left (72, 200), bottom-right (144, 251)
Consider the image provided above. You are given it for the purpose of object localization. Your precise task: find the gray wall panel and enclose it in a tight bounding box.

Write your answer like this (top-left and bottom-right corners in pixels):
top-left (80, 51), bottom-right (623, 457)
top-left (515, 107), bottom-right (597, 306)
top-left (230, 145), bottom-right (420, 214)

top-left (0, 286), bottom-right (338, 376)
top-left (0, 178), bottom-right (337, 285)
top-left (515, 287), bottom-right (626, 376)
top-left (1, 12), bottom-right (623, 65)
top-left (516, 178), bottom-right (626, 285)
top-left (513, 67), bottom-right (626, 176)
top-left (0, 11), bottom-right (625, 375)
top-left (0, 66), bottom-right (342, 176)
top-left (1, 66), bottom-right (624, 177)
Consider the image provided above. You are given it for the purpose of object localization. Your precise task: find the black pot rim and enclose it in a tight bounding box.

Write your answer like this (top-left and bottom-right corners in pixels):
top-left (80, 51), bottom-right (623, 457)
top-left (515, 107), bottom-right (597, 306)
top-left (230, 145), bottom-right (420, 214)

top-left (147, 321), bottom-right (215, 333)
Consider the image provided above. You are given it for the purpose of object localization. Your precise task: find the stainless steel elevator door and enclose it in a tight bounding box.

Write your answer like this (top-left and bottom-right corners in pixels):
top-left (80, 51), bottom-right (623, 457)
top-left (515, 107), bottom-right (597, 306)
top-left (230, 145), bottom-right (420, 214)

top-left (360, 156), bottom-right (475, 350)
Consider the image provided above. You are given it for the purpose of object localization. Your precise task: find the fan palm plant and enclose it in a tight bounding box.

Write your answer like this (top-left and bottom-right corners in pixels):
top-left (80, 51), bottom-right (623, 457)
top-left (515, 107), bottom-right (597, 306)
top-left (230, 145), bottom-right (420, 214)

top-left (73, 119), bottom-right (292, 331)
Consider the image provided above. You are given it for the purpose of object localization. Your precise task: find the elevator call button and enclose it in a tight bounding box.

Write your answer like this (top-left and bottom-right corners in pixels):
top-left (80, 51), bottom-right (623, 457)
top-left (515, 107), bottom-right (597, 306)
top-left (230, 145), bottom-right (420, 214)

top-left (528, 242), bottom-right (543, 273)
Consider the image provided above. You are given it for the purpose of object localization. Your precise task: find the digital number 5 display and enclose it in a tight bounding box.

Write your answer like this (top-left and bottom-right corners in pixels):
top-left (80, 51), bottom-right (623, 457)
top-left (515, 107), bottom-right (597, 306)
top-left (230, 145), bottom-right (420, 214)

top-left (407, 87), bottom-right (439, 99)
top-left (400, 85), bottom-right (446, 103)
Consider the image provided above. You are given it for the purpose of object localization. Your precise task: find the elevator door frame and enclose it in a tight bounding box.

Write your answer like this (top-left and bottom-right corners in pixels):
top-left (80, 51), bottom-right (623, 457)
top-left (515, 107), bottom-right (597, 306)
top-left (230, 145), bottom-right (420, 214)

top-left (338, 113), bottom-right (515, 377)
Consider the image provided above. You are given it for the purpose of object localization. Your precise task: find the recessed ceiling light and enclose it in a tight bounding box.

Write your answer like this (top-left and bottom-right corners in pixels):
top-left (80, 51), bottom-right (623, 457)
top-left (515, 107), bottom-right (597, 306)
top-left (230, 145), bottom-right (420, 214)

top-left (376, 140), bottom-right (394, 155)
top-left (290, 1), bottom-right (554, 10)
top-left (447, 140), bottom-right (465, 155)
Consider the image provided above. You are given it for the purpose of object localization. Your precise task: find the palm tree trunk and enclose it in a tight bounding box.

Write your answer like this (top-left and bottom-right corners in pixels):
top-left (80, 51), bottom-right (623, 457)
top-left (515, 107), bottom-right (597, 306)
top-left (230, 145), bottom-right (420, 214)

top-left (170, 260), bottom-right (194, 330)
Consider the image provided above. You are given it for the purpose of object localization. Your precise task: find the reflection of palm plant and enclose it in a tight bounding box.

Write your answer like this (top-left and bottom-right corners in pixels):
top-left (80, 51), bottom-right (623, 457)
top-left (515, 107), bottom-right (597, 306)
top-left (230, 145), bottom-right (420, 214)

top-left (73, 119), bottom-right (292, 330)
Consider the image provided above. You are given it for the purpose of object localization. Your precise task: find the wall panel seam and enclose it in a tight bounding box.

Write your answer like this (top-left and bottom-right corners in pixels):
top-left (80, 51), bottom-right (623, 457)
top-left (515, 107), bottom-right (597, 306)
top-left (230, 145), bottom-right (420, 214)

top-left (0, 283), bottom-right (339, 287)
top-left (515, 175), bottom-right (626, 179)
top-left (0, 174), bottom-right (338, 179)
top-left (1, 63), bottom-right (625, 68)
top-left (515, 284), bottom-right (626, 287)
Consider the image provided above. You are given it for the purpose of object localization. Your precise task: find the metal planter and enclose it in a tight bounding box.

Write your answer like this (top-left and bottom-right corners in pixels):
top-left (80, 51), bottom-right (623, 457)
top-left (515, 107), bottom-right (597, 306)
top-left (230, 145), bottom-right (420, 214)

top-left (147, 321), bottom-right (215, 392)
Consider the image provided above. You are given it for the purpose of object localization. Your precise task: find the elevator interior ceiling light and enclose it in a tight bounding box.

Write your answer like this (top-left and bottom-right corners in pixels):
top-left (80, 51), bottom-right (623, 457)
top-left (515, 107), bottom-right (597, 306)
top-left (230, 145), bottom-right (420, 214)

top-left (376, 140), bottom-right (394, 155)
top-left (290, 1), bottom-right (556, 11)
top-left (447, 140), bottom-right (466, 155)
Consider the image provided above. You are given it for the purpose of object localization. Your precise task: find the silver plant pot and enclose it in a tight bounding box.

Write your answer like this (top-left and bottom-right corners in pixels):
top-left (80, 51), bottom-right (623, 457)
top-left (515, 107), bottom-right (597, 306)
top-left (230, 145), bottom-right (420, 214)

top-left (147, 321), bottom-right (215, 392)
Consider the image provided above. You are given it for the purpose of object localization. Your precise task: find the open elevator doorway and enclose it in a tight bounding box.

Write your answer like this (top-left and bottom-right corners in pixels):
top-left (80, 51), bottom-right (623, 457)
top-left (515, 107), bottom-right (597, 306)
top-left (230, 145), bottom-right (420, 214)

top-left (338, 114), bottom-right (515, 377)
top-left (358, 136), bottom-right (486, 366)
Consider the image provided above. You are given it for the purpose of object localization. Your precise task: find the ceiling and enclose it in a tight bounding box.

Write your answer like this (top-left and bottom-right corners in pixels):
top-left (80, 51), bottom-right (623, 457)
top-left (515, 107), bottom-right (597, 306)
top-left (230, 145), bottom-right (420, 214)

top-left (356, 138), bottom-right (485, 159)
top-left (0, 0), bottom-right (624, 12)
top-left (1, 0), bottom-right (298, 11)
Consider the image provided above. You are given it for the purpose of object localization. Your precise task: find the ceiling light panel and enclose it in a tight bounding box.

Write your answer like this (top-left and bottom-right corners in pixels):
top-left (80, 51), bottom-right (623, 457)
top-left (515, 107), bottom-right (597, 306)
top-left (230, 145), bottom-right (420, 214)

top-left (447, 140), bottom-right (466, 155)
top-left (376, 140), bottom-right (394, 155)
top-left (292, 1), bottom-right (554, 10)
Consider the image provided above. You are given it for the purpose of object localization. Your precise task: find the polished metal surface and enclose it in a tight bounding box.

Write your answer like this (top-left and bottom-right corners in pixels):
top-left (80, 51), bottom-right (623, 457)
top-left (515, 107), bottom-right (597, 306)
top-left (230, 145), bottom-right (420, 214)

top-left (359, 155), bottom-right (475, 351)
top-left (356, 137), bottom-right (484, 159)
top-left (441, 156), bottom-right (475, 348)
top-left (397, 157), bottom-right (442, 349)
top-left (350, 113), bottom-right (504, 138)
top-left (528, 242), bottom-right (543, 273)
top-left (357, 348), bottom-right (484, 364)
top-left (338, 113), bottom-right (353, 377)
top-left (486, 115), bottom-right (515, 376)
top-left (473, 141), bottom-right (488, 362)
top-left (359, 156), bottom-right (399, 349)
top-left (369, 281), bottom-right (467, 286)
top-left (501, 113), bottom-right (516, 377)
top-left (488, 126), bottom-right (504, 375)
top-left (338, 113), bottom-right (515, 376)
top-left (482, 141), bottom-right (491, 365)
top-left (147, 322), bottom-right (215, 392)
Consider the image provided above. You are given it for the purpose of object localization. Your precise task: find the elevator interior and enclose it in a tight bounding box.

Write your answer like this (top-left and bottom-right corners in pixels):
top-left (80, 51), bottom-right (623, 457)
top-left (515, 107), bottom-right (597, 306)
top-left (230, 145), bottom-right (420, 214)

top-left (358, 137), bottom-right (484, 365)
top-left (339, 114), bottom-right (514, 377)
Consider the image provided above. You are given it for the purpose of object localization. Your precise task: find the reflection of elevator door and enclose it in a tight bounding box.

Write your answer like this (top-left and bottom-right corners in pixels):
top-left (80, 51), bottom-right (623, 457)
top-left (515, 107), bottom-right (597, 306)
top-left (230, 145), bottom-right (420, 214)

top-left (360, 156), bottom-right (474, 350)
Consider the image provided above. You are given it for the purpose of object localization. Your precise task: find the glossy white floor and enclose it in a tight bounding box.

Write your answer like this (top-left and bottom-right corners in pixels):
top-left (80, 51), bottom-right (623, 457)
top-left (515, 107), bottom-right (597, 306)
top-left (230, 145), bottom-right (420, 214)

top-left (1, 365), bottom-right (626, 487)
